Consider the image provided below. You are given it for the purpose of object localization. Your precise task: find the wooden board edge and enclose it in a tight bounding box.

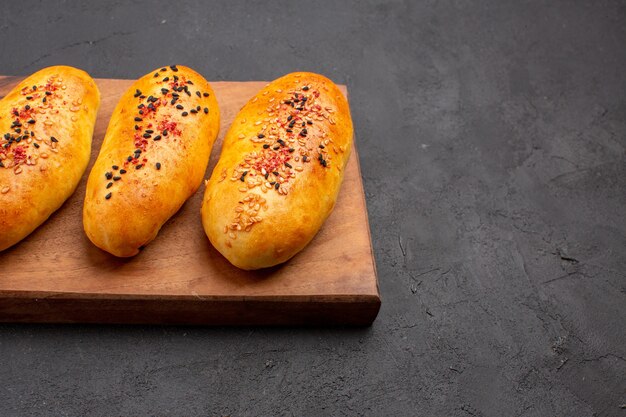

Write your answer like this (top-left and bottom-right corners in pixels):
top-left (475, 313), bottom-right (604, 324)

top-left (0, 294), bottom-right (381, 326)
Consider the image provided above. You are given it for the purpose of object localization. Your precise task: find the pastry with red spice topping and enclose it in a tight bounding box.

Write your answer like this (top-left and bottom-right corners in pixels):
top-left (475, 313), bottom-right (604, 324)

top-left (0, 66), bottom-right (100, 251)
top-left (83, 65), bottom-right (220, 257)
top-left (201, 72), bottom-right (353, 270)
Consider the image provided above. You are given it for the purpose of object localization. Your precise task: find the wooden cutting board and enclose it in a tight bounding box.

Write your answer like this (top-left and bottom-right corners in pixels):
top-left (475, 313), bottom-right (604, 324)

top-left (0, 75), bottom-right (380, 325)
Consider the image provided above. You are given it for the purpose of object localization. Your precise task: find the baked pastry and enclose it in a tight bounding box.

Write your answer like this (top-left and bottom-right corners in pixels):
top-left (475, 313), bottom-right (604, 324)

top-left (202, 72), bottom-right (353, 270)
top-left (83, 65), bottom-right (219, 257)
top-left (0, 66), bottom-right (100, 251)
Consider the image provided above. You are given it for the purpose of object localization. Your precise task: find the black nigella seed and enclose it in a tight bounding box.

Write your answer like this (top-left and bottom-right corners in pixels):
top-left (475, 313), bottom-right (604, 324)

top-left (277, 139), bottom-right (286, 146)
top-left (163, 77), bottom-right (169, 82)
top-left (26, 96), bottom-right (32, 100)
top-left (173, 75), bottom-right (178, 81)
top-left (258, 134), bottom-right (265, 139)
top-left (203, 107), bottom-right (209, 114)
top-left (105, 172), bottom-right (113, 180)
top-left (134, 125), bottom-right (140, 130)
top-left (176, 104), bottom-right (183, 110)
top-left (319, 144), bottom-right (325, 149)
top-left (285, 162), bottom-right (292, 168)
top-left (196, 105), bottom-right (201, 111)
top-left (145, 129), bottom-right (153, 134)
top-left (143, 133), bottom-right (151, 138)
top-left (182, 112), bottom-right (188, 117)
top-left (273, 146), bottom-right (280, 150)
top-left (307, 120), bottom-right (313, 125)
top-left (288, 148), bottom-right (295, 153)
top-left (112, 165), bottom-right (119, 170)
top-left (263, 144), bottom-right (270, 149)
top-left (190, 109), bottom-right (197, 114)
top-left (275, 183), bottom-right (280, 190)
top-left (113, 175), bottom-right (121, 181)
top-left (33, 143), bottom-right (40, 148)
top-left (136, 164), bottom-right (142, 170)
top-left (154, 72), bottom-right (159, 78)
top-left (134, 117), bottom-right (142, 122)
top-left (287, 115), bottom-right (293, 121)
top-left (303, 155), bottom-right (308, 162)
top-left (302, 86), bottom-right (309, 91)
top-left (27, 119), bottom-right (35, 124)
top-left (156, 162), bottom-right (161, 170)
top-left (170, 98), bottom-right (177, 105)
top-left (120, 169), bottom-right (127, 174)
top-left (106, 182), bottom-right (113, 189)
top-left (170, 65), bottom-right (178, 72)
top-left (162, 130), bottom-right (168, 136)
top-left (272, 171), bottom-right (279, 176)
top-left (203, 92), bottom-right (209, 97)
top-left (153, 135), bottom-right (161, 141)
top-left (127, 156), bottom-right (133, 162)
top-left (160, 67), bottom-right (167, 72)
top-left (286, 129), bottom-right (293, 133)
top-left (139, 110), bottom-right (144, 115)
top-left (196, 91), bottom-right (201, 97)
top-left (105, 192), bottom-right (112, 199)
top-left (25, 105), bottom-right (30, 110)
top-left (45, 91), bottom-right (52, 96)
top-left (134, 90), bottom-right (142, 97)
top-left (161, 88), bottom-right (169, 94)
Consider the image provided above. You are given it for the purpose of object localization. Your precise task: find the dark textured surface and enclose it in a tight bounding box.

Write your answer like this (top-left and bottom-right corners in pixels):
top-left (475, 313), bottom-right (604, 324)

top-left (1, 1), bottom-right (625, 416)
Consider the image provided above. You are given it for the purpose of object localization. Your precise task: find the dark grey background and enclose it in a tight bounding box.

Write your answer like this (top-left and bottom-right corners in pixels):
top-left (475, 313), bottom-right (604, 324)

top-left (1, 1), bottom-right (625, 416)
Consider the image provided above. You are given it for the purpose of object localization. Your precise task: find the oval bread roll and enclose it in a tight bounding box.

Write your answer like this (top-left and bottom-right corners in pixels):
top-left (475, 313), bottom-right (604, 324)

top-left (83, 65), bottom-right (220, 257)
top-left (0, 66), bottom-right (100, 251)
top-left (202, 72), bottom-right (353, 270)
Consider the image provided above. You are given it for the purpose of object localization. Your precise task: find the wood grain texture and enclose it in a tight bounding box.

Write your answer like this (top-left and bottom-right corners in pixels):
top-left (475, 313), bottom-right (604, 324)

top-left (0, 75), bottom-right (380, 325)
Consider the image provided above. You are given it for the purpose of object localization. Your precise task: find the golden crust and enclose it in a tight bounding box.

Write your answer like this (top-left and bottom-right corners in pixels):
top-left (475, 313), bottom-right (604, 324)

top-left (202, 72), bottom-right (353, 270)
top-left (83, 65), bottom-right (220, 257)
top-left (0, 66), bottom-right (100, 251)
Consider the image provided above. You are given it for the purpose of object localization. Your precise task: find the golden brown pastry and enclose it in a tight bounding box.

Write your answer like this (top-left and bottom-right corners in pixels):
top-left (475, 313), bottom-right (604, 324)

top-left (83, 65), bottom-right (219, 257)
top-left (0, 66), bottom-right (100, 251)
top-left (202, 72), bottom-right (353, 270)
